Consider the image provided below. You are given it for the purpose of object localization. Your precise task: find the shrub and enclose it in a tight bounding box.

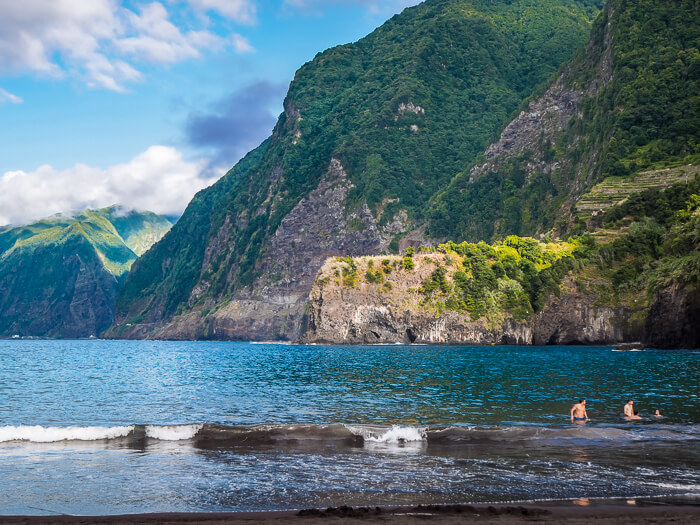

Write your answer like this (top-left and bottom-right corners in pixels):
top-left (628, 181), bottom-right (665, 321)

top-left (422, 266), bottom-right (450, 296)
top-left (365, 269), bottom-right (384, 284)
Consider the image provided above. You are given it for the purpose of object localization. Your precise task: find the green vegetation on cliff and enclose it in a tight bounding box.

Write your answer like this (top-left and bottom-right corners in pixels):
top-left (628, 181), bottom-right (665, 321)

top-left (116, 0), bottom-right (602, 329)
top-left (328, 236), bottom-right (580, 324)
top-left (0, 208), bottom-right (171, 338)
top-left (569, 0), bottom-right (700, 176)
top-left (428, 0), bottom-right (700, 242)
top-left (317, 172), bottom-right (700, 347)
top-left (588, 174), bottom-right (700, 300)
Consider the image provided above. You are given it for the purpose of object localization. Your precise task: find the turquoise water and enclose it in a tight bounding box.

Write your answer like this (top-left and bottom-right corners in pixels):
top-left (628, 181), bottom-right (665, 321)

top-left (0, 340), bottom-right (698, 515)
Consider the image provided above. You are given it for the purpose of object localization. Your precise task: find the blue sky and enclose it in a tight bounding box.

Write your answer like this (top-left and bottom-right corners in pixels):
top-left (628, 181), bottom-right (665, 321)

top-left (0, 0), bottom-right (421, 225)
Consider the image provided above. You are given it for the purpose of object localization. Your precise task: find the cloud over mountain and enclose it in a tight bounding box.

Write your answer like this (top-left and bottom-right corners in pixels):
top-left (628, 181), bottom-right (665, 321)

top-left (0, 146), bottom-right (219, 226)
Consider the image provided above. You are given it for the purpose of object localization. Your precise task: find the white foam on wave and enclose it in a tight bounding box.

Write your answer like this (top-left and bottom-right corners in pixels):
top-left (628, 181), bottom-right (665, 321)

top-left (0, 425), bottom-right (134, 443)
top-left (369, 425), bottom-right (427, 443)
top-left (346, 424), bottom-right (427, 444)
top-left (654, 482), bottom-right (700, 491)
top-left (145, 424), bottom-right (203, 440)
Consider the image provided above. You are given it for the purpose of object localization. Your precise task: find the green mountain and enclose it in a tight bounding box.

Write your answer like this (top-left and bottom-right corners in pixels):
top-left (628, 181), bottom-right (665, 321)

top-left (428, 0), bottom-right (700, 241)
top-left (112, 0), bottom-right (603, 341)
top-left (0, 207), bottom-right (171, 338)
top-left (303, 173), bottom-right (700, 348)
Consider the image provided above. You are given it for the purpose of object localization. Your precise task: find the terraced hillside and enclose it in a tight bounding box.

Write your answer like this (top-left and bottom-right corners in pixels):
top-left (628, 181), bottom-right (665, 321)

top-left (576, 164), bottom-right (700, 218)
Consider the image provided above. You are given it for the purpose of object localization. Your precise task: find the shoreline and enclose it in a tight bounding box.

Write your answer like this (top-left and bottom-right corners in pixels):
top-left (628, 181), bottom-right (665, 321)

top-left (3, 338), bottom-right (698, 351)
top-left (2, 500), bottom-right (699, 524)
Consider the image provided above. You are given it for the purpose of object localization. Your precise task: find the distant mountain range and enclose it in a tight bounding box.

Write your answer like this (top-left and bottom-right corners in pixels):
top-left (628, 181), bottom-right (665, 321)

top-left (0, 207), bottom-right (171, 338)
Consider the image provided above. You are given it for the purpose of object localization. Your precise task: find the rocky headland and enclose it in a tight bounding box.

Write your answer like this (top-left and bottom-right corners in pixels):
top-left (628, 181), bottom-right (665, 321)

top-left (301, 250), bottom-right (634, 346)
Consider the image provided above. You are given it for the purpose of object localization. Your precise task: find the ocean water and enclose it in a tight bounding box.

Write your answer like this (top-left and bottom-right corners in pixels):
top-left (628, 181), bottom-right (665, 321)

top-left (0, 340), bottom-right (698, 515)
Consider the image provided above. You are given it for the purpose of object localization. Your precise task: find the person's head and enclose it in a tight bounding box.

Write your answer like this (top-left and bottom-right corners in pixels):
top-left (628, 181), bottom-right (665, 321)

top-left (655, 409), bottom-right (661, 416)
top-left (579, 398), bottom-right (586, 405)
top-left (633, 409), bottom-right (639, 416)
top-left (627, 399), bottom-right (633, 405)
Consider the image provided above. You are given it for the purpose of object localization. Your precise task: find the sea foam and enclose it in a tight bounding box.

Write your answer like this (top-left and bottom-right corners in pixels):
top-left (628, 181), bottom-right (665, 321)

top-left (145, 424), bottom-right (203, 440)
top-left (346, 424), bottom-right (427, 443)
top-left (369, 425), bottom-right (427, 443)
top-left (0, 425), bottom-right (134, 443)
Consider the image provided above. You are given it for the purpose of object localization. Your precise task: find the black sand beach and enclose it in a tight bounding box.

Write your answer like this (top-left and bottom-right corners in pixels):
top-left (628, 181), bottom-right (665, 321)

top-left (2, 501), bottom-right (699, 525)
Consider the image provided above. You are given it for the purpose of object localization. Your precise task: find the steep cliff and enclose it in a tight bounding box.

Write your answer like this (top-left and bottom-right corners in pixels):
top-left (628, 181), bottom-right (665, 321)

top-left (0, 208), bottom-right (171, 338)
top-left (428, 0), bottom-right (700, 241)
top-left (644, 282), bottom-right (700, 349)
top-left (302, 240), bottom-right (633, 345)
top-left (304, 174), bottom-right (700, 348)
top-left (112, 0), bottom-right (602, 341)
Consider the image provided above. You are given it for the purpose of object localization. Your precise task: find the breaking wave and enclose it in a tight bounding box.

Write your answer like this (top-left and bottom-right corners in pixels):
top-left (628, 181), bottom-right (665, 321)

top-left (145, 424), bottom-right (203, 441)
top-left (0, 422), bottom-right (697, 447)
top-left (345, 424), bottom-right (427, 443)
top-left (0, 425), bottom-right (134, 443)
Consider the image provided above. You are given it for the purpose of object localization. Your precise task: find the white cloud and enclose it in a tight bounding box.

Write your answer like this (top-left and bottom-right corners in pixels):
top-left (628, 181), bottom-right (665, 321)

top-left (185, 0), bottom-right (257, 24)
top-left (115, 2), bottom-right (224, 64)
top-left (0, 146), bottom-right (220, 226)
top-left (0, 87), bottom-right (22, 104)
top-left (0, 0), bottom-right (252, 91)
top-left (0, 0), bottom-right (121, 88)
top-left (231, 33), bottom-right (254, 53)
top-left (283, 0), bottom-right (423, 15)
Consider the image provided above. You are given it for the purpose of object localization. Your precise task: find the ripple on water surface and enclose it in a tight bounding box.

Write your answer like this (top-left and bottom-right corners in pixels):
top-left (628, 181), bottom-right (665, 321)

top-left (0, 340), bottom-right (698, 514)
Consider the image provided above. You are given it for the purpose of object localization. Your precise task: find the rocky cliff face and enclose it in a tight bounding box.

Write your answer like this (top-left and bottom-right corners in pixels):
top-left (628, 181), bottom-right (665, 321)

top-left (301, 253), bottom-right (632, 346)
top-left (111, 0), bottom-right (600, 341)
top-left (144, 159), bottom-right (407, 341)
top-left (531, 283), bottom-right (629, 345)
top-left (644, 283), bottom-right (700, 349)
top-left (466, 6), bottom-right (613, 187)
top-left (426, 2), bottom-right (617, 242)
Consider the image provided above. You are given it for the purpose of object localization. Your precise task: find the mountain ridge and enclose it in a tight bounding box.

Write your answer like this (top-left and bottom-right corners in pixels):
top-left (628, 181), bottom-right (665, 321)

top-left (0, 207), bottom-right (171, 338)
top-left (428, 0), bottom-right (700, 241)
top-left (111, 0), bottom-right (604, 341)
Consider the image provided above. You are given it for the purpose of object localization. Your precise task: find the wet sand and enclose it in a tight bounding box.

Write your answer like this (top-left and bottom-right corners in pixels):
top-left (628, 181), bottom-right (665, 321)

top-left (1, 502), bottom-right (699, 524)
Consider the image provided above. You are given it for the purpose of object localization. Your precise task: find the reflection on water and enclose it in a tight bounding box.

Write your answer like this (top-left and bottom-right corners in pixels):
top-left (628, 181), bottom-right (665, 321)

top-left (0, 340), bottom-right (698, 514)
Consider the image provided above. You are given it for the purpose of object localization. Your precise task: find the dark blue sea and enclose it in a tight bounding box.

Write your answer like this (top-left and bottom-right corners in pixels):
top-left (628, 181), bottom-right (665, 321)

top-left (0, 340), bottom-right (698, 515)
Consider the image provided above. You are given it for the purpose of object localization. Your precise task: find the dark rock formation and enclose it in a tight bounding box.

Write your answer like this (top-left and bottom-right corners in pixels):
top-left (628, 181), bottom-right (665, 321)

top-left (145, 159), bottom-right (407, 341)
top-left (532, 286), bottom-right (628, 345)
top-left (644, 283), bottom-right (700, 349)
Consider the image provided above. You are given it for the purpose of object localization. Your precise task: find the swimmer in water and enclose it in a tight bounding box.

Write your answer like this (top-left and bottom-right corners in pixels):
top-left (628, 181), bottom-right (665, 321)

top-left (570, 398), bottom-right (589, 423)
top-left (624, 400), bottom-right (642, 420)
